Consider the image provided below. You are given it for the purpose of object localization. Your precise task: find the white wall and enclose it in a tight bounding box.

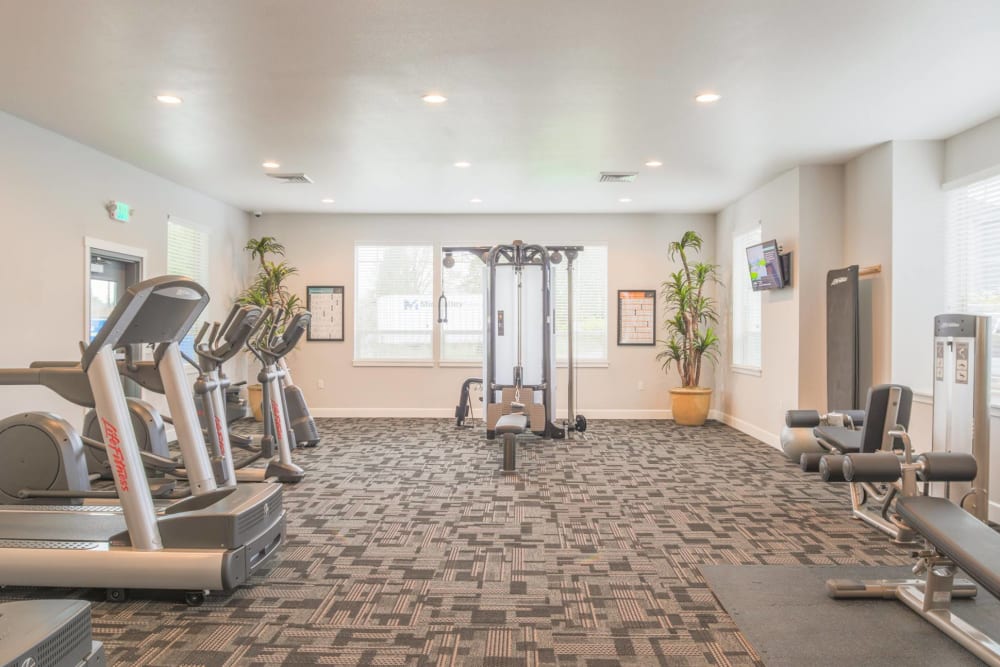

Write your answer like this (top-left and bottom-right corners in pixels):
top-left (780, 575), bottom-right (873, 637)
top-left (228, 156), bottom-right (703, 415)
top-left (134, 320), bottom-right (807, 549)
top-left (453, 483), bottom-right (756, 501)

top-left (890, 141), bottom-right (946, 395)
top-left (944, 114), bottom-right (1000, 186)
top-left (0, 111), bottom-right (252, 421)
top-left (259, 212), bottom-right (715, 418)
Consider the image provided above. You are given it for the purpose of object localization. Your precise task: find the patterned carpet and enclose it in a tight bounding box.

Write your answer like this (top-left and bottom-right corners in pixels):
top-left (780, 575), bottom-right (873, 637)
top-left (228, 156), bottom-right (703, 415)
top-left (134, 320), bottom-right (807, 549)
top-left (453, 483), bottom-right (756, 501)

top-left (0, 418), bottom-right (914, 666)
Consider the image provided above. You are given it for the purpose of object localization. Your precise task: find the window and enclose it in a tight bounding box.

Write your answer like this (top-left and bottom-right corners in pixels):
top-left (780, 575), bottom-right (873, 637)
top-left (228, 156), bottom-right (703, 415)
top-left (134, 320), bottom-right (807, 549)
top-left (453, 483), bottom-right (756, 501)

top-left (946, 174), bottom-right (1000, 404)
top-left (553, 245), bottom-right (608, 363)
top-left (731, 227), bottom-right (762, 370)
top-left (440, 251), bottom-right (484, 363)
top-left (166, 219), bottom-right (208, 356)
top-left (354, 244), bottom-right (434, 363)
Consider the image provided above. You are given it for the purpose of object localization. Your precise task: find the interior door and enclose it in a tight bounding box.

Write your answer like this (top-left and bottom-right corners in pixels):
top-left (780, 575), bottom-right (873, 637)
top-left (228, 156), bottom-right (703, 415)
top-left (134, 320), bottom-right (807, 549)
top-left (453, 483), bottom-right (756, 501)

top-left (89, 250), bottom-right (143, 398)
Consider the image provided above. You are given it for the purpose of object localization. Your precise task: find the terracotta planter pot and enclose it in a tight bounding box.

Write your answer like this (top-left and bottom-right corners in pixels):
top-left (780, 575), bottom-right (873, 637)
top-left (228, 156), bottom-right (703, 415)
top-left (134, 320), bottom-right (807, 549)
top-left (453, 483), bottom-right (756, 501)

top-left (247, 383), bottom-right (264, 422)
top-left (670, 387), bottom-right (712, 426)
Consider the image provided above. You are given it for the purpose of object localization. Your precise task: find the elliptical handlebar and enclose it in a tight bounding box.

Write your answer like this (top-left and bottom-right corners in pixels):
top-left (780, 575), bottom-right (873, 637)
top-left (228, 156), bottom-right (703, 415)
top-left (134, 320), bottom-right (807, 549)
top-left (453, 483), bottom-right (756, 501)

top-left (249, 309), bottom-right (311, 362)
top-left (196, 304), bottom-right (268, 366)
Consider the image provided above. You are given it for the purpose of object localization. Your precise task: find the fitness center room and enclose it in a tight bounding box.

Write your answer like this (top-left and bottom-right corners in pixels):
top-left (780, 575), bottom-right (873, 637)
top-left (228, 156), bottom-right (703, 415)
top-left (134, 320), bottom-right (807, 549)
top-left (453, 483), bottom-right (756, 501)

top-left (2, 2), bottom-right (1000, 666)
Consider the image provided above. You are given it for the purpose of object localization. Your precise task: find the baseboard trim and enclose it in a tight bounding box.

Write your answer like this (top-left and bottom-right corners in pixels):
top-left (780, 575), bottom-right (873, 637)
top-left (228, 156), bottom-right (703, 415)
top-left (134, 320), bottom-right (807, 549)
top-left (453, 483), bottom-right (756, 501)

top-left (312, 408), bottom-right (454, 418)
top-left (309, 407), bottom-right (676, 419)
top-left (713, 412), bottom-right (780, 450)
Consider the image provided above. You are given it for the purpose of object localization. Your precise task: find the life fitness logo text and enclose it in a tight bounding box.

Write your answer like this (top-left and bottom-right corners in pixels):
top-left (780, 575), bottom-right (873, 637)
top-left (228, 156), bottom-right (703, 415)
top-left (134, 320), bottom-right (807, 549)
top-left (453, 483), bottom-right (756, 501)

top-left (214, 416), bottom-right (227, 456)
top-left (102, 418), bottom-right (129, 491)
top-left (272, 401), bottom-right (284, 436)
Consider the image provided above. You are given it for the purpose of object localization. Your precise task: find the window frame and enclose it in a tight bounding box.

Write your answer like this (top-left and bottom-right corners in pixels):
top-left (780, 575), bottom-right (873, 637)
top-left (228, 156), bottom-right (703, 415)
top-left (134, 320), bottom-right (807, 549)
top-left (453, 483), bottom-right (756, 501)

top-left (166, 217), bottom-right (210, 362)
top-left (353, 241), bottom-right (437, 366)
top-left (945, 174), bottom-right (1000, 407)
top-left (438, 243), bottom-right (490, 366)
top-left (351, 241), bottom-right (611, 368)
top-left (552, 242), bottom-right (610, 366)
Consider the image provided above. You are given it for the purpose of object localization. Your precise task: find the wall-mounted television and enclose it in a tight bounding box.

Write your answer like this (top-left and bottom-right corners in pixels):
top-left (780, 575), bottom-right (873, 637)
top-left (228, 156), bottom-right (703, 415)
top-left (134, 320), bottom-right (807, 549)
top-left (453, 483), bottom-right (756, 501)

top-left (746, 239), bottom-right (787, 291)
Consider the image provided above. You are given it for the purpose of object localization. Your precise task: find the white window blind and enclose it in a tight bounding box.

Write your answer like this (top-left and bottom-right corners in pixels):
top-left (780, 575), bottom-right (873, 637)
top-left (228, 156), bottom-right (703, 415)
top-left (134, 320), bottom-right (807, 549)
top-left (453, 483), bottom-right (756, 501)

top-left (440, 251), bottom-right (485, 362)
top-left (946, 174), bottom-right (1000, 404)
top-left (554, 245), bottom-right (608, 363)
top-left (166, 219), bottom-right (209, 356)
top-left (354, 244), bottom-right (434, 362)
top-left (732, 227), bottom-right (762, 369)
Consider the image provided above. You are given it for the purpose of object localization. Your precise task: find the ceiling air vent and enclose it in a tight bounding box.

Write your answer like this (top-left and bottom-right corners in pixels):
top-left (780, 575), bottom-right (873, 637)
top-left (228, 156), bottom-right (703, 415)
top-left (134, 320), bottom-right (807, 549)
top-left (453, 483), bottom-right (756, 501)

top-left (599, 171), bottom-right (637, 183)
top-left (266, 172), bottom-right (314, 184)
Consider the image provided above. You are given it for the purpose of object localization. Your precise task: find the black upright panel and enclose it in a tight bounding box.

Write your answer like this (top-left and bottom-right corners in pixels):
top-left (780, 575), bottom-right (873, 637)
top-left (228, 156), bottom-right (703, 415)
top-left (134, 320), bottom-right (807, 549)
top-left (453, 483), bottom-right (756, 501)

top-left (826, 265), bottom-right (860, 411)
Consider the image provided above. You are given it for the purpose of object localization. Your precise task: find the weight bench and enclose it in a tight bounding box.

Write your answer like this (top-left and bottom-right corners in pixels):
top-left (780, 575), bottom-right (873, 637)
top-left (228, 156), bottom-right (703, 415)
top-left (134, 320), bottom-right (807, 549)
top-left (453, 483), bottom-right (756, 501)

top-left (495, 413), bottom-right (528, 471)
top-left (819, 429), bottom-right (978, 545)
top-left (800, 384), bottom-right (913, 471)
top-left (828, 495), bottom-right (1000, 666)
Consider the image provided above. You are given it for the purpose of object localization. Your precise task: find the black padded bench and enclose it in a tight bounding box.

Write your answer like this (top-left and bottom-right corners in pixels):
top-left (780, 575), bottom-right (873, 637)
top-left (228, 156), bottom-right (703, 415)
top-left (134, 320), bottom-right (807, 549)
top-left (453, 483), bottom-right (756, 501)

top-left (495, 413), bottom-right (528, 471)
top-left (829, 496), bottom-right (1000, 665)
top-left (801, 384), bottom-right (913, 473)
top-left (897, 496), bottom-right (1000, 598)
top-left (813, 425), bottom-right (862, 453)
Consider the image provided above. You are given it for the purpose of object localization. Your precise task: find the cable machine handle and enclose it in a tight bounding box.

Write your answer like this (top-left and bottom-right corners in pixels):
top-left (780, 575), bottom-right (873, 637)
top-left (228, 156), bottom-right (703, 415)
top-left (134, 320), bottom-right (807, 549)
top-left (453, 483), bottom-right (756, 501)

top-left (437, 293), bottom-right (448, 324)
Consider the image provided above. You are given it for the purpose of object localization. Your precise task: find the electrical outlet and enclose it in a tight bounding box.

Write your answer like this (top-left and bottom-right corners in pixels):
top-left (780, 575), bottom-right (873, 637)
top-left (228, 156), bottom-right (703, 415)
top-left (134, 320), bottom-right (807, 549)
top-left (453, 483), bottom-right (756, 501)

top-left (637, 380), bottom-right (645, 391)
top-left (317, 379), bottom-right (325, 390)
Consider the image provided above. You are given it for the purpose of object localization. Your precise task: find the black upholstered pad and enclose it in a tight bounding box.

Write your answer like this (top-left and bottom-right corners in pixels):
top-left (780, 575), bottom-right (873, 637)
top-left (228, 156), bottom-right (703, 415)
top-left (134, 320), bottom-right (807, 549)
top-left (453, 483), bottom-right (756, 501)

top-left (896, 496), bottom-right (1000, 599)
top-left (495, 414), bottom-right (528, 435)
top-left (813, 425), bottom-right (862, 453)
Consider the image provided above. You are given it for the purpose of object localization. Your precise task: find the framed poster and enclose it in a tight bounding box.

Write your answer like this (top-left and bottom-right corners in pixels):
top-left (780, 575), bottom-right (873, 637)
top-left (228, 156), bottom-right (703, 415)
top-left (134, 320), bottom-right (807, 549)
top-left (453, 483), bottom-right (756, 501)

top-left (306, 286), bottom-right (345, 341)
top-left (617, 290), bottom-right (656, 346)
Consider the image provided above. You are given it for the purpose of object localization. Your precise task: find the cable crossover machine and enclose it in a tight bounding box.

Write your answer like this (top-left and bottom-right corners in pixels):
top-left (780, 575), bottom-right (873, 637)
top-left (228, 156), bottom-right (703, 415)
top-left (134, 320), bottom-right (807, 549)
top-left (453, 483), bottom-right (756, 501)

top-left (442, 240), bottom-right (587, 440)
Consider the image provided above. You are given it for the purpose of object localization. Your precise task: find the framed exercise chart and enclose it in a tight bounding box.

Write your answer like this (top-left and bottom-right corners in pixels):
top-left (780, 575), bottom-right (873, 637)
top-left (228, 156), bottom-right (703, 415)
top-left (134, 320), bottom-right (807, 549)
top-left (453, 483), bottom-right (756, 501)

top-left (305, 286), bottom-right (345, 341)
top-left (617, 290), bottom-right (656, 346)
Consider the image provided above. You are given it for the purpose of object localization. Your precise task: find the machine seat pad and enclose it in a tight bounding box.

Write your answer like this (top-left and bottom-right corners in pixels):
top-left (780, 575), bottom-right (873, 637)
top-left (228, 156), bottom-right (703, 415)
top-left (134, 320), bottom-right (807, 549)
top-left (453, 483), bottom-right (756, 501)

top-left (813, 425), bottom-right (862, 453)
top-left (896, 496), bottom-right (1000, 599)
top-left (495, 414), bottom-right (528, 435)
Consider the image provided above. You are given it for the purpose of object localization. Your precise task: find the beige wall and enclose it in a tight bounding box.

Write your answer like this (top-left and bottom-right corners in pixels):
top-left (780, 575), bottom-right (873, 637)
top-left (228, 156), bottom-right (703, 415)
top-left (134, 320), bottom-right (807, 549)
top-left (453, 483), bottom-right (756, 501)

top-left (797, 165), bottom-right (846, 409)
top-left (0, 111), bottom-right (252, 422)
top-left (259, 212), bottom-right (715, 418)
top-left (844, 142), bottom-right (893, 389)
top-left (714, 169), bottom-right (801, 445)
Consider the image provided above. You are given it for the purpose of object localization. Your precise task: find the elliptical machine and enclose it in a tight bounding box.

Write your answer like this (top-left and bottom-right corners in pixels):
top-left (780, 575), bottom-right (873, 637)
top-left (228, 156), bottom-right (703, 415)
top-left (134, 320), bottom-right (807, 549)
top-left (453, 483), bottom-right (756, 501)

top-left (277, 357), bottom-right (320, 447)
top-left (226, 310), bottom-right (311, 483)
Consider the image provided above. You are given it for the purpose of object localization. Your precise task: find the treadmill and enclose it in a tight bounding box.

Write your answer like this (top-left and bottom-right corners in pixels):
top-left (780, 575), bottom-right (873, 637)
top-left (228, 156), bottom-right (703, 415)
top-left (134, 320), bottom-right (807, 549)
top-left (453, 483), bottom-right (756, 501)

top-left (0, 600), bottom-right (106, 666)
top-left (0, 276), bottom-right (286, 604)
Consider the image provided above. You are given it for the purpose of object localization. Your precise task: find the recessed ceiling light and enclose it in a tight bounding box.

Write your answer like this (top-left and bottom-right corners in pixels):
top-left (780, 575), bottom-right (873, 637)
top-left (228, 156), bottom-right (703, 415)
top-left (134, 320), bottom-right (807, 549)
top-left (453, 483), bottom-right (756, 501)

top-left (695, 92), bottom-right (722, 103)
top-left (645, 160), bottom-right (663, 168)
top-left (454, 161), bottom-right (471, 168)
top-left (155, 94), bottom-right (183, 105)
top-left (261, 161), bottom-right (280, 169)
top-left (321, 198), bottom-right (335, 204)
top-left (422, 93), bottom-right (447, 104)
top-left (470, 198), bottom-right (483, 204)
top-left (619, 197), bottom-right (632, 203)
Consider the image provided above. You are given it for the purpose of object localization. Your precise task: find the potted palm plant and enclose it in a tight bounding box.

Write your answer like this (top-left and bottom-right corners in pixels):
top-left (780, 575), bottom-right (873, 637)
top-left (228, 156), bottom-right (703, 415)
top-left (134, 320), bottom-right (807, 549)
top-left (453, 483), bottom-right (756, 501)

top-left (656, 230), bottom-right (720, 426)
top-left (238, 236), bottom-right (302, 420)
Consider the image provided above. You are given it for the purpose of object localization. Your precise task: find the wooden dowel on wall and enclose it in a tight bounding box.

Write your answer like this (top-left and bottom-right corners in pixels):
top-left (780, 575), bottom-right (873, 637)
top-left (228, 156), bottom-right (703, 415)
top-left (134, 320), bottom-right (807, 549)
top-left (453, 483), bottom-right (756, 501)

top-left (859, 264), bottom-right (882, 277)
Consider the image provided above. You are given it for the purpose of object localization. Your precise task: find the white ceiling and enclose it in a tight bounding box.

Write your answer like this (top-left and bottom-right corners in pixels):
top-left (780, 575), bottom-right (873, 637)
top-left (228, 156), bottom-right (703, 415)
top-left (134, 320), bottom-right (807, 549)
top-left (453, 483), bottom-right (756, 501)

top-left (2, 1), bottom-right (1000, 215)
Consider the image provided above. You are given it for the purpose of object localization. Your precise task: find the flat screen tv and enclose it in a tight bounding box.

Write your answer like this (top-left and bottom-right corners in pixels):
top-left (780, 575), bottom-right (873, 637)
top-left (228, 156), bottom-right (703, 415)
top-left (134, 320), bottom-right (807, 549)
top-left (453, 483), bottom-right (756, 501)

top-left (746, 239), bottom-right (786, 291)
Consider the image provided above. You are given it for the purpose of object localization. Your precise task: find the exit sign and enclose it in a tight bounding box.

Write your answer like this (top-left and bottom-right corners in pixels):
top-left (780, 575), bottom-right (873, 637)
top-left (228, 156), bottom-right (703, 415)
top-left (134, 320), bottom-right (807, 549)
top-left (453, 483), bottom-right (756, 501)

top-left (105, 200), bottom-right (132, 222)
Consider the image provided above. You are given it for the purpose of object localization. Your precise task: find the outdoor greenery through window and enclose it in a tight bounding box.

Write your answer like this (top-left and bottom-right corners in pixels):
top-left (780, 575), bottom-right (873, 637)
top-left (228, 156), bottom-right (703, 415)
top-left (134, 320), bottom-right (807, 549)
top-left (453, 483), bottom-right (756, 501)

top-left (731, 227), bottom-right (762, 369)
top-left (354, 244), bottom-right (435, 362)
top-left (946, 173), bottom-right (1000, 404)
top-left (166, 218), bottom-right (208, 357)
